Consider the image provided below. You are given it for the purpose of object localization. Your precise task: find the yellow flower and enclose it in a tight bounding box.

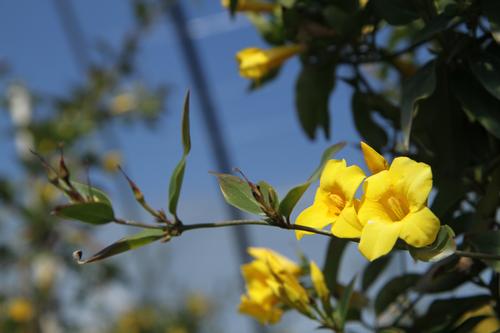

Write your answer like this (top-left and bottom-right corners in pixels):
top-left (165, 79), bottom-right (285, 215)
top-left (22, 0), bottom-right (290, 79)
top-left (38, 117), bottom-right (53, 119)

top-left (238, 247), bottom-right (303, 324)
top-left (357, 156), bottom-right (440, 261)
top-left (8, 298), bottom-right (34, 322)
top-left (236, 44), bottom-right (305, 80)
top-left (361, 141), bottom-right (388, 174)
top-left (295, 159), bottom-right (366, 239)
top-left (458, 304), bottom-right (500, 333)
top-left (102, 151), bottom-right (122, 173)
top-left (359, 0), bottom-right (369, 8)
top-left (310, 261), bottom-right (329, 301)
top-left (221, 0), bottom-right (276, 12)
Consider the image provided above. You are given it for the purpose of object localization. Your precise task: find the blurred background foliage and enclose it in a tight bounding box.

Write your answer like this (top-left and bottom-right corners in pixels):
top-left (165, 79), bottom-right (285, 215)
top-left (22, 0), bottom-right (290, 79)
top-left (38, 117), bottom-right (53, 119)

top-left (2, 0), bottom-right (500, 332)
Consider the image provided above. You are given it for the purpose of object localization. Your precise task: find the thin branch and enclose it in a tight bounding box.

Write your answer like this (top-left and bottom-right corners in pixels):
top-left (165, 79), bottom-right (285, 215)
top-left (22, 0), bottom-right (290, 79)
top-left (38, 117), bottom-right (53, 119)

top-left (113, 217), bottom-right (164, 230)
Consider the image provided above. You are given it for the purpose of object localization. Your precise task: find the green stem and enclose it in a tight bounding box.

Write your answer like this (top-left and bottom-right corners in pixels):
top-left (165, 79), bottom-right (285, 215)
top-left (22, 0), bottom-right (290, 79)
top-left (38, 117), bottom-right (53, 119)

top-left (113, 218), bottom-right (164, 230)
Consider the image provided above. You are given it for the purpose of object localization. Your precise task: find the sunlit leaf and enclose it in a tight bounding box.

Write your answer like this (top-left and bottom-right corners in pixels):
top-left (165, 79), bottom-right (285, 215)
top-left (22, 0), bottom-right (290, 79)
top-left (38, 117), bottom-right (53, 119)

top-left (409, 225), bottom-right (456, 262)
top-left (73, 229), bottom-right (165, 264)
top-left (401, 60), bottom-right (437, 150)
top-left (213, 173), bottom-right (262, 215)
top-left (54, 202), bottom-right (114, 225)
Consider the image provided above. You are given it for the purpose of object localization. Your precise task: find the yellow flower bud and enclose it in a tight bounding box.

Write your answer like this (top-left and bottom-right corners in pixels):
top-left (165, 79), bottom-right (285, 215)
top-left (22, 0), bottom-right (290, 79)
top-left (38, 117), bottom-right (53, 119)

top-left (310, 261), bottom-right (329, 301)
top-left (360, 141), bottom-right (388, 174)
top-left (236, 44), bottom-right (306, 80)
top-left (102, 151), bottom-right (122, 173)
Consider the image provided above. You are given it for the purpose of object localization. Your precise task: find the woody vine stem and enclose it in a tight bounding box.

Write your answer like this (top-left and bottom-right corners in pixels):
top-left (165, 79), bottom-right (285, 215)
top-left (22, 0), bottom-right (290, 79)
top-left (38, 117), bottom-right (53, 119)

top-left (111, 217), bottom-right (500, 261)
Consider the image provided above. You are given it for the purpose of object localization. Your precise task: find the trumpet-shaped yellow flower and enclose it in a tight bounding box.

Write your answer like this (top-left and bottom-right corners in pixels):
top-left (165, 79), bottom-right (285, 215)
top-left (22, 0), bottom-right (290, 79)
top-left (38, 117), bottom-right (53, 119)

top-left (361, 142), bottom-right (388, 174)
top-left (357, 157), bottom-right (440, 261)
top-left (236, 44), bottom-right (305, 80)
top-left (221, 0), bottom-right (276, 12)
top-left (295, 159), bottom-right (366, 239)
top-left (310, 261), bottom-right (329, 301)
top-left (239, 247), bottom-right (303, 324)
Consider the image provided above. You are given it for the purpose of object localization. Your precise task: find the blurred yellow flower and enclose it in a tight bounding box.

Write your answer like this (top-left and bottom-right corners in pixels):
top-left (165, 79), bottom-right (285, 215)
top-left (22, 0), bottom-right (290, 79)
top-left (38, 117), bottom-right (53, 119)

top-left (295, 159), bottom-right (366, 239)
top-left (359, 0), bottom-right (369, 8)
top-left (239, 247), bottom-right (304, 324)
top-left (8, 298), bottom-right (34, 322)
top-left (166, 326), bottom-right (189, 333)
top-left (111, 93), bottom-right (137, 115)
top-left (236, 44), bottom-right (305, 80)
top-left (361, 141), bottom-right (388, 174)
top-left (458, 304), bottom-right (500, 333)
top-left (221, 0), bottom-right (276, 12)
top-left (309, 261), bottom-right (329, 301)
top-left (358, 156), bottom-right (440, 261)
top-left (102, 151), bottom-right (122, 173)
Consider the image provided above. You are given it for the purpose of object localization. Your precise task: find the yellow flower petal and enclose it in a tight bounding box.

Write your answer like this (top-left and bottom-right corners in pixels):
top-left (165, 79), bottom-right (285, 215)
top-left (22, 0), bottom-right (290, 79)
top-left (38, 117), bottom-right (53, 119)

top-left (248, 247), bottom-right (300, 275)
top-left (399, 207), bottom-right (440, 248)
top-left (331, 204), bottom-right (363, 238)
top-left (295, 201), bottom-right (333, 240)
top-left (357, 198), bottom-right (393, 226)
top-left (361, 170), bottom-right (392, 202)
top-left (236, 45), bottom-right (305, 80)
top-left (320, 159), bottom-right (366, 200)
top-left (310, 261), bottom-right (329, 300)
top-left (361, 142), bottom-right (388, 174)
top-left (239, 295), bottom-right (282, 324)
top-left (389, 157), bottom-right (432, 210)
top-left (359, 221), bottom-right (402, 261)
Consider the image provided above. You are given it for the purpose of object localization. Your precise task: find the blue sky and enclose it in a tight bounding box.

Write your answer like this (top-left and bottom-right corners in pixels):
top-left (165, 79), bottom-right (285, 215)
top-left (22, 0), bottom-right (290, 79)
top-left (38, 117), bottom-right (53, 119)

top-left (0, 1), bottom-right (370, 332)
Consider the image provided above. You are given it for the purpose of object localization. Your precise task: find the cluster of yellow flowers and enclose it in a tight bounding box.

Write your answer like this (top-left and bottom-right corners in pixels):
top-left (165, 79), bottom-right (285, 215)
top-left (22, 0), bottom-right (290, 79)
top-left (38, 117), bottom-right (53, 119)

top-left (239, 247), bottom-right (329, 324)
top-left (296, 142), bottom-right (441, 261)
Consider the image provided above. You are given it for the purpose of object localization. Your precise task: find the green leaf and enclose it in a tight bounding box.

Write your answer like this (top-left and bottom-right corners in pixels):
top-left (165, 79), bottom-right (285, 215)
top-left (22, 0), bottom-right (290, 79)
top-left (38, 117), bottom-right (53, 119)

top-left (415, 255), bottom-right (484, 293)
top-left (295, 63), bottom-right (335, 139)
top-left (372, 0), bottom-right (419, 26)
top-left (452, 72), bottom-right (500, 139)
top-left (468, 230), bottom-right (500, 271)
top-left (54, 202), bottom-right (114, 225)
top-left (451, 316), bottom-right (489, 333)
top-left (334, 277), bottom-right (356, 331)
top-left (229, 0), bottom-right (238, 15)
top-left (168, 91), bottom-right (191, 219)
top-left (323, 238), bottom-right (349, 293)
top-left (70, 181), bottom-right (112, 206)
top-left (361, 255), bottom-right (392, 292)
top-left (401, 60), bottom-right (437, 150)
top-left (409, 225), bottom-right (456, 262)
top-left (352, 91), bottom-right (388, 150)
top-left (181, 90), bottom-right (191, 155)
top-left (470, 52), bottom-right (500, 101)
top-left (478, 164), bottom-right (500, 218)
top-left (73, 229), bottom-right (165, 264)
top-left (374, 273), bottom-right (420, 316)
top-left (413, 13), bottom-right (461, 44)
top-left (482, 0), bottom-right (500, 25)
top-left (213, 173), bottom-right (262, 215)
top-left (257, 181), bottom-right (280, 211)
top-left (279, 142), bottom-right (346, 220)
top-left (412, 296), bottom-right (492, 332)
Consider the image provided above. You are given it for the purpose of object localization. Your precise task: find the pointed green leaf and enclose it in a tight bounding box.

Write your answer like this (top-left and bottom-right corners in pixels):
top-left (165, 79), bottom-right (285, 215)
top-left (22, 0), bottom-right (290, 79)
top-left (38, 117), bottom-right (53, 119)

top-left (73, 229), bottom-right (165, 264)
top-left (214, 173), bottom-right (262, 215)
top-left (470, 52), bottom-right (500, 101)
top-left (295, 63), bottom-right (335, 139)
top-left (372, 0), bottom-right (419, 26)
top-left (334, 277), bottom-right (356, 331)
top-left (352, 92), bottom-right (388, 151)
top-left (409, 225), bottom-right (456, 262)
top-left (413, 13), bottom-right (461, 44)
top-left (362, 255), bottom-right (392, 292)
top-left (168, 91), bottom-right (191, 218)
top-left (468, 230), bottom-right (500, 272)
top-left (323, 237), bottom-right (349, 293)
top-left (375, 273), bottom-right (421, 316)
top-left (54, 202), bottom-right (114, 225)
top-left (401, 60), bottom-right (437, 150)
top-left (279, 142), bottom-right (345, 220)
top-left (181, 90), bottom-right (191, 155)
top-left (452, 73), bottom-right (500, 139)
